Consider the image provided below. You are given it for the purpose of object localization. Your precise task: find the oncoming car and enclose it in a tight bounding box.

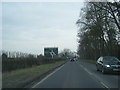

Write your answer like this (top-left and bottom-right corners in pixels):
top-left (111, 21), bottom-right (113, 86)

top-left (96, 56), bottom-right (120, 74)
top-left (70, 58), bottom-right (75, 62)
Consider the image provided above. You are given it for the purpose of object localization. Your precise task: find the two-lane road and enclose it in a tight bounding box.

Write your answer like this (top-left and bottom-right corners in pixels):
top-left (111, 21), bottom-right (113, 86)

top-left (32, 61), bottom-right (119, 88)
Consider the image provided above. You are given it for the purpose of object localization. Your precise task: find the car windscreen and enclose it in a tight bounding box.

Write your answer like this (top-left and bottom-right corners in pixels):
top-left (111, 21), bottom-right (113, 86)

top-left (103, 57), bottom-right (120, 63)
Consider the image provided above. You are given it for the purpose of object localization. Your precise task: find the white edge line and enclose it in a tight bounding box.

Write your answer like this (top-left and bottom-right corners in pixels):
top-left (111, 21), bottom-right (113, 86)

top-left (32, 64), bottom-right (64, 88)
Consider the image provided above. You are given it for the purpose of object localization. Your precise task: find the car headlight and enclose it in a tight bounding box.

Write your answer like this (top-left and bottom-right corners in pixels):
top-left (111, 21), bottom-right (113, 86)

top-left (105, 65), bottom-right (110, 67)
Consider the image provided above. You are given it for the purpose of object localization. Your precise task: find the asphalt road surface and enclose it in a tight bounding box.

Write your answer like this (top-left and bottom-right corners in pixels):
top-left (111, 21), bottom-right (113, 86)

top-left (32, 61), bottom-right (119, 88)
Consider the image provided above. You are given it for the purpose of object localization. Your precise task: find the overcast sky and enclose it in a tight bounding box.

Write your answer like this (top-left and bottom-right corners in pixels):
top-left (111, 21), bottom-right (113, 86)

top-left (2, 2), bottom-right (84, 55)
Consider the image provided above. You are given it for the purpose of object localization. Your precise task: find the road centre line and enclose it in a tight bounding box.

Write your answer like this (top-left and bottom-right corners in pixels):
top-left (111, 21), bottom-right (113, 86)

top-left (100, 82), bottom-right (109, 89)
top-left (80, 64), bottom-right (93, 75)
top-left (78, 63), bottom-right (109, 89)
top-left (32, 64), bottom-right (65, 88)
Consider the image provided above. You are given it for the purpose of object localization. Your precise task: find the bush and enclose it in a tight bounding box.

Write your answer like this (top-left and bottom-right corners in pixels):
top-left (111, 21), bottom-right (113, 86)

top-left (2, 56), bottom-right (66, 72)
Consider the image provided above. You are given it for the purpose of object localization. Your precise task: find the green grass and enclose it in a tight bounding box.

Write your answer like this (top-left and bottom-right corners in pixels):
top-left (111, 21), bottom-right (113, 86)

top-left (2, 61), bottom-right (66, 88)
top-left (79, 59), bottom-right (96, 64)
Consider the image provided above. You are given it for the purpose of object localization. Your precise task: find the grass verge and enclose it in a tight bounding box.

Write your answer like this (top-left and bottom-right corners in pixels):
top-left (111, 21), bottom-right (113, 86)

top-left (79, 59), bottom-right (96, 64)
top-left (2, 60), bottom-right (67, 88)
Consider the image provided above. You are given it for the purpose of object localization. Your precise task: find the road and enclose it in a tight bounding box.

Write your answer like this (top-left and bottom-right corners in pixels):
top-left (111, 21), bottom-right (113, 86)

top-left (32, 61), bottom-right (119, 88)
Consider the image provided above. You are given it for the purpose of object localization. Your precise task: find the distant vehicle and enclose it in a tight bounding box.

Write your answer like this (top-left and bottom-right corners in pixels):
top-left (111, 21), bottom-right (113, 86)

top-left (96, 56), bottom-right (120, 74)
top-left (70, 58), bottom-right (75, 62)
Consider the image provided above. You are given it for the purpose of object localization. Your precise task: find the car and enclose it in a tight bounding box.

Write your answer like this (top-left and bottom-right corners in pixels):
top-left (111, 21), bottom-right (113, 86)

top-left (96, 56), bottom-right (120, 74)
top-left (70, 58), bottom-right (75, 62)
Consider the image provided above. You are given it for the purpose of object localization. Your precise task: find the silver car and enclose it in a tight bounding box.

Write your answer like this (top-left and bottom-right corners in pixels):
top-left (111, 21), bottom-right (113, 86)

top-left (96, 56), bottom-right (120, 74)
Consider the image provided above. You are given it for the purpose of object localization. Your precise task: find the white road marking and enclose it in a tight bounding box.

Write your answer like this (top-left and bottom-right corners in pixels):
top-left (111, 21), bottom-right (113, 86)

top-left (80, 64), bottom-right (93, 75)
top-left (32, 64), bottom-right (64, 88)
top-left (100, 82), bottom-right (109, 89)
top-left (78, 63), bottom-right (110, 89)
